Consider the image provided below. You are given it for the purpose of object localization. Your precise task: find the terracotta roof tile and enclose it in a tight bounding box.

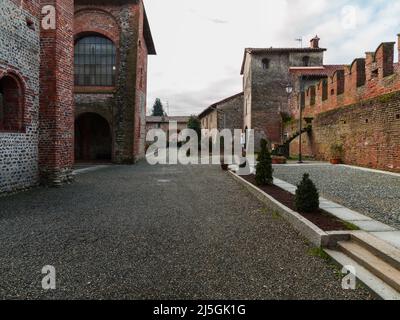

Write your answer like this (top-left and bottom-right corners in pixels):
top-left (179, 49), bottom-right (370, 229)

top-left (289, 65), bottom-right (345, 77)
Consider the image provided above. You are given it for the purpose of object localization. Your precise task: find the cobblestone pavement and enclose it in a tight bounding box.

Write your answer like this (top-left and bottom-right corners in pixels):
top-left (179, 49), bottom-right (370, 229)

top-left (274, 164), bottom-right (400, 229)
top-left (0, 162), bottom-right (374, 299)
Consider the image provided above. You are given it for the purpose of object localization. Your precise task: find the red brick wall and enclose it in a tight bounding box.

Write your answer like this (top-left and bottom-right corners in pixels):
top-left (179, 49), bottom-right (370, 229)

top-left (286, 37), bottom-right (400, 172)
top-left (74, 7), bottom-right (120, 44)
top-left (39, 0), bottom-right (75, 185)
top-left (307, 93), bottom-right (400, 171)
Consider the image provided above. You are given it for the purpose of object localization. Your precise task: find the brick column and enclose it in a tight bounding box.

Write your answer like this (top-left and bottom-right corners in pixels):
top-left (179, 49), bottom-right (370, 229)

top-left (39, 0), bottom-right (74, 186)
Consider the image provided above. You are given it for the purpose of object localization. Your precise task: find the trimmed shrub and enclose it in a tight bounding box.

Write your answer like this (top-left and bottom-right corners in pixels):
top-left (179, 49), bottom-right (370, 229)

top-left (295, 173), bottom-right (320, 213)
top-left (255, 139), bottom-right (273, 186)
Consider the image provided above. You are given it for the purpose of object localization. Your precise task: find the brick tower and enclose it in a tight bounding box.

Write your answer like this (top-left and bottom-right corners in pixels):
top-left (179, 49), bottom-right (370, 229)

top-left (39, 0), bottom-right (75, 185)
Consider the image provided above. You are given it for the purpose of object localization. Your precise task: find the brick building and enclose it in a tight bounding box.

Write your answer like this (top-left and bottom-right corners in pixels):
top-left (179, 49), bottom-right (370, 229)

top-left (145, 116), bottom-right (189, 144)
top-left (0, 0), bottom-right (155, 193)
top-left (284, 35), bottom-right (400, 172)
top-left (241, 36), bottom-right (339, 150)
top-left (74, 0), bottom-right (156, 164)
top-left (199, 92), bottom-right (244, 135)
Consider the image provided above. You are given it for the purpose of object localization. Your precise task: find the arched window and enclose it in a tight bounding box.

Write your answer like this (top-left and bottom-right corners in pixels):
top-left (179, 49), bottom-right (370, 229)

top-left (262, 58), bottom-right (270, 70)
top-left (0, 74), bottom-right (24, 132)
top-left (310, 86), bottom-right (316, 105)
top-left (302, 56), bottom-right (310, 67)
top-left (74, 35), bottom-right (116, 86)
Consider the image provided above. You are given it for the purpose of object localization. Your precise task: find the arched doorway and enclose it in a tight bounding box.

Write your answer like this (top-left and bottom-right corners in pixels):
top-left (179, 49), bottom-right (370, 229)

top-left (75, 113), bottom-right (112, 162)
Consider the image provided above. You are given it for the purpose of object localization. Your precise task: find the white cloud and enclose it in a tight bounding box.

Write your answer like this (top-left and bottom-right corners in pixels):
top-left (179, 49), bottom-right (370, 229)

top-left (145, 0), bottom-right (400, 115)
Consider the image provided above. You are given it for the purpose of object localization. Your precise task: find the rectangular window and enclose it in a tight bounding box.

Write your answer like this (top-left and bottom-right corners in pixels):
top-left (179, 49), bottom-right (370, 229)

top-left (0, 91), bottom-right (4, 128)
top-left (310, 87), bottom-right (316, 106)
top-left (322, 80), bottom-right (328, 101)
top-left (74, 36), bottom-right (116, 86)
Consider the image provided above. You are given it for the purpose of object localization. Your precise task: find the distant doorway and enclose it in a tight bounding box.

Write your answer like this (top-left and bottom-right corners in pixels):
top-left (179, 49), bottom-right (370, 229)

top-left (75, 113), bottom-right (112, 162)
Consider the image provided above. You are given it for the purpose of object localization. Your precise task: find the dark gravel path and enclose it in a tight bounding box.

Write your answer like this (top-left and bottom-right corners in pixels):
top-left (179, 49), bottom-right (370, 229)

top-left (0, 162), bottom-right (373, 299)
top-left (274, 164), bottom-right (400, 229)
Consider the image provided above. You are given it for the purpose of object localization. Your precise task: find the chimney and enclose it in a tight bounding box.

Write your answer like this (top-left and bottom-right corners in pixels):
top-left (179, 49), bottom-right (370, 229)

top-left (398, 34), bottom-right (400, 62)
top-left (310, 35), bottom-right (320, 49)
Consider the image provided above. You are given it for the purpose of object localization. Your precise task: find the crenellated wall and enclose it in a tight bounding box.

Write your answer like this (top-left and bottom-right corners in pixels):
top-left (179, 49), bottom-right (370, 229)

top-left (286, 35), bottom-right (400, 172)
top-left (301, 40), bottom-right (400, 117)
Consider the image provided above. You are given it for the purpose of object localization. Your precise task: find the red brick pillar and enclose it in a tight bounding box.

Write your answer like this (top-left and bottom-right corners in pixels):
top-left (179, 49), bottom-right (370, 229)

top-left (39, 0), bottom-right (75, 186)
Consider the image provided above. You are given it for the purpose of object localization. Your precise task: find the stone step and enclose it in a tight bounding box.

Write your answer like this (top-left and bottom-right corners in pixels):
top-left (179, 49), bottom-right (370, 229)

top-left (338, 241), bottom-right (400, 292)
top-left (350, 231), bottom-right (400, 270)
top-left (325, 248), bottom-right (400, 300)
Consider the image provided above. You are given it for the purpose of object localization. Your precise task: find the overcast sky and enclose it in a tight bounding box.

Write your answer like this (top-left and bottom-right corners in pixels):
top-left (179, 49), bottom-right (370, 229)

top-left (145, 0), bottom-right (400, 116)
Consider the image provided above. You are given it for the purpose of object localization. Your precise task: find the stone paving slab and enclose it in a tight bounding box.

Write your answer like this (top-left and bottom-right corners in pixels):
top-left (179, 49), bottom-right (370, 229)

top-left (352, 221), bottom-right (397, 232)
top-left (325, 207), bottom-right (373, 222)
top-left (372, 232), bottom-right (400, 249)
top-left (73, 165), bottom-right (111, 176)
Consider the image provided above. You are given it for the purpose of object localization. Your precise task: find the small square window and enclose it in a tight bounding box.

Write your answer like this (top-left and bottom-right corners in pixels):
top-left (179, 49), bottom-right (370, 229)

top-left (262, 59), bottom-right (270, 70)
top-left (302, 56), bottom-right (310, 67)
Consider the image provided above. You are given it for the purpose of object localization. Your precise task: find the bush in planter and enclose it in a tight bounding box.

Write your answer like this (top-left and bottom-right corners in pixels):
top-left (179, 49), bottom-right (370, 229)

top-left (295, 173), bottom-right (320, 213)
top-left (255, 139), bottom-right (273, 186)
top-left (272, 156), bottom-right (287, 164)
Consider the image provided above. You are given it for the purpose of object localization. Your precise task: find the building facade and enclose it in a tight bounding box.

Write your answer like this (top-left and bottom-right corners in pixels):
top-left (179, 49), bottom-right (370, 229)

top-left (145, 116), bottom-right (189, 145)
top-left (74, 0), bottom-right (155, 164)
top-left (0, 0), bottom-right (155, 193)
top-left (241, 37), bottom-right (327, 150)
top-left (199, 92), bottom-right (244, 134)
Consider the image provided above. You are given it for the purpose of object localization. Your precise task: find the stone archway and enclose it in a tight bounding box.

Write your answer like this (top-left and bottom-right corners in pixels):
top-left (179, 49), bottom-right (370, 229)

top-left (75, 113), bottom-right (112, 162)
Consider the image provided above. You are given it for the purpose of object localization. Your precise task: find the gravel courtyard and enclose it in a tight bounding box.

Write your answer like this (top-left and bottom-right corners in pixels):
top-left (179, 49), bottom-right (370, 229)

top-left (0, 162), bottom-right (373, 299)
top-left (274, 164), bottom-right (400, 229)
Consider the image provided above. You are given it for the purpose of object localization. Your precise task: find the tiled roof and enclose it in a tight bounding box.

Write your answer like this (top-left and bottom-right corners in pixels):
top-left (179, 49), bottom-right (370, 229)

top-left (198, 92), bottom-right (244, 119)
top-left (289, 65), bottom-right (345, 78)
top-left (146, 116), bottom-right (190, 123)
top-left (246, 48), bottom-right (326, 54)
top-left (240, 47), bottom-right (327, 74)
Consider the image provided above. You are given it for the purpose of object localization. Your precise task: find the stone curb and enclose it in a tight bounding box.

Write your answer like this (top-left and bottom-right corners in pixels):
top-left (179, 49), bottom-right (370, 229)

top-left (72, 165), bottom-right (111, 176)
top-left (273, 177), bottom-right (400, 246)
top-left (228, 171), bottom-right (331, 248)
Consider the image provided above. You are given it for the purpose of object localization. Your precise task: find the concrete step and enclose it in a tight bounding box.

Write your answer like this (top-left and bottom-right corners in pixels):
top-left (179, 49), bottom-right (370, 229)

top-left (325, 249), bottom-right (400, 300)
top-left (338, 240), bottom-right (400, 292)
top-left (350, 231), bottom-right (400, 270)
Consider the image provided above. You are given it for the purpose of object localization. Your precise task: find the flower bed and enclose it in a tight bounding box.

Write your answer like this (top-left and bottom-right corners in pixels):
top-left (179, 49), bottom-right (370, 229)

top-left (272, 156), bottom-right (287, 165)
top-left (242, 175), bottom-right (352, 232)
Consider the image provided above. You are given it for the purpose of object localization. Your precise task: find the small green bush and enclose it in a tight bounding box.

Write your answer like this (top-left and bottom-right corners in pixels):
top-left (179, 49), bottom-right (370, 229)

top-left (255, 139), bottom-right (273, 186)
top-left (295, 173), bottom-right (320, 213)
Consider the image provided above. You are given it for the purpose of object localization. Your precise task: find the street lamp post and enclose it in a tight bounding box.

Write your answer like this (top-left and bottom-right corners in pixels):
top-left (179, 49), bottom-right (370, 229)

top-left (284, 83), bottom-right (293, 158)
top-left (298, 78), bottom-right (305, 164)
